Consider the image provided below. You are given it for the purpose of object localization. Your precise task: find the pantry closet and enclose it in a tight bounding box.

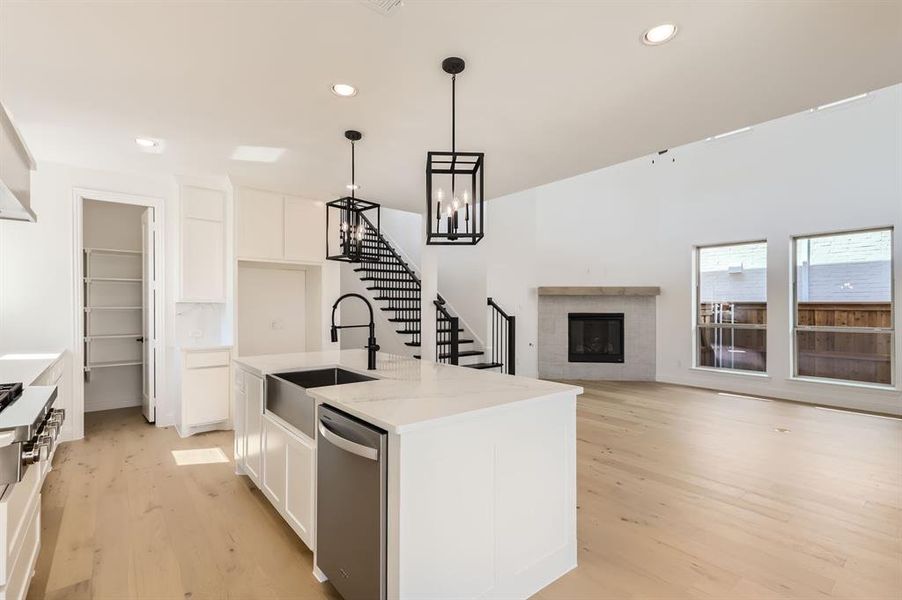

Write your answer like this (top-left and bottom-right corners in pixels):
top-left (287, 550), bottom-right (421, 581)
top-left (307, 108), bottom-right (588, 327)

top-left (81, 199), bottom-right (149, 414)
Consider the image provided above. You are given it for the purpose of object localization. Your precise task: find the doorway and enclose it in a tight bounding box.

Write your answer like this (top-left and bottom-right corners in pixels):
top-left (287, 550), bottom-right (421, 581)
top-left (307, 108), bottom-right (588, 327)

top-left (74, 190), bottom-right (162, 436)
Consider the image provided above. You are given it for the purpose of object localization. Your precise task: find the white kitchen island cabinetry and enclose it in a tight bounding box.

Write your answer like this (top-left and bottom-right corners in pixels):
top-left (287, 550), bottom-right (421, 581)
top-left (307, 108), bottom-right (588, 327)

top-left (262, 413), bottom-right (315, 549)
top-left (233, 363), bottom-right (315, 550)
top-left (234, 350), bottom-right (581, 600)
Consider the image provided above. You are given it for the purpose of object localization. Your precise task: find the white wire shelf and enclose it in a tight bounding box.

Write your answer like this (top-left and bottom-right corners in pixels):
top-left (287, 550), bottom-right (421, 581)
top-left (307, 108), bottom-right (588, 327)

top-left (84, 306), bottom-right (143, 311)
top-left (84, 360), bottom-right (143, 370)
top-left (84, 277), bottom-right (142, 283)
top-left (84, 247), bottom-right (142, 256)
top-left (85, 334), bottom-right (142, 341)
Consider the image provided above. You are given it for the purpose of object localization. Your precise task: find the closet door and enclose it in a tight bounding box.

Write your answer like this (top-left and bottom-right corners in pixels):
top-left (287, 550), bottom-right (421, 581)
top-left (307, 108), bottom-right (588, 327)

top-left (142, 209), bottom-right (157, 423)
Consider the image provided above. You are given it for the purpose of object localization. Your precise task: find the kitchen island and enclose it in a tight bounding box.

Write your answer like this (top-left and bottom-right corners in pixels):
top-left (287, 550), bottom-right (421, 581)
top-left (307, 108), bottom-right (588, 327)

top-left (233, 349), bottom-right (581, 600)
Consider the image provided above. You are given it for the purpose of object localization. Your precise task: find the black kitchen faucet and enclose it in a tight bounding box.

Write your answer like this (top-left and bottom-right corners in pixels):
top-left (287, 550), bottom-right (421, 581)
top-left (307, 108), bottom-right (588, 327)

top-left (330, 293), bottom-right (380, 370)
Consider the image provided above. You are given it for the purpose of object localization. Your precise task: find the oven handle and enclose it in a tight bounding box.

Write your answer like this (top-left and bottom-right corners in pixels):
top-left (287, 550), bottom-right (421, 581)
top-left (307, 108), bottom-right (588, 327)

top-left (318, 421), bottom-right (378, 461)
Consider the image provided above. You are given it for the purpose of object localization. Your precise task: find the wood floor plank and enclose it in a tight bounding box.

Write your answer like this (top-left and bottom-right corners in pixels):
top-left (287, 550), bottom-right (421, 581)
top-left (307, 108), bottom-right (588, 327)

top-left (27, 382), bottom-right (902, 600)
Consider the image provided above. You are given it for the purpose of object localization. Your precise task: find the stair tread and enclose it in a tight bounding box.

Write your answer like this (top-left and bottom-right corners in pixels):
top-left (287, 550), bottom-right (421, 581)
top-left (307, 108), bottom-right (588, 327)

top-left (396, 328), bottom-right (462, 335)
top-left (441, 350), bottom-right (484, 359)
top-left (405, 339), bottom-right (474, 347)
top-left (374, 297), bottom-right (420, 302)
top-left (465, 362), bottom-right (504, 370)
top-left (388, 316), bottom-right (455, 322)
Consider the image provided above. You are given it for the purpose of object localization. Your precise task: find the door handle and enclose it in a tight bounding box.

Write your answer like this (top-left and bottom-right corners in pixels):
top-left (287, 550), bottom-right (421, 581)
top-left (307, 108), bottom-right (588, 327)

top-left (136, 337), bottom-right (145, 342)
top-left (318, 421), bottom-right (378, 461)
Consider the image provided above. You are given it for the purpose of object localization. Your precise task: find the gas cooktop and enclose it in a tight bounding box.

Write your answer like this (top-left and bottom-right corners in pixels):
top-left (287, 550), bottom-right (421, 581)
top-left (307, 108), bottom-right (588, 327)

top-left (0, 382), bottom-right (23, 413)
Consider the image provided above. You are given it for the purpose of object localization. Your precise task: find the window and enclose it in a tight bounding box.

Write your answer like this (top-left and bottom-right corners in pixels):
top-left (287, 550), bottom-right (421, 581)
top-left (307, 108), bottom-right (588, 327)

top-left (793, 228), bottom-right (894, 386)
top-left (696, 241), bottom-right (767, 372)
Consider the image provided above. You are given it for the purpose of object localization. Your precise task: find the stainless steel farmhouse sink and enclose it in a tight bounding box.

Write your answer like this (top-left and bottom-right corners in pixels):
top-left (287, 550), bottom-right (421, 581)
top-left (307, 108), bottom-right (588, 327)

top-left (265, 368), bottom-right (377, 438)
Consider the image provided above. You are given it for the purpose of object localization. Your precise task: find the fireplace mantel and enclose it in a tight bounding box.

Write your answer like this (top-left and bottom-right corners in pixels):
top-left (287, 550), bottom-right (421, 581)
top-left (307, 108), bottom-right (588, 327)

top-left (538, 286), bottom-right (661, 297)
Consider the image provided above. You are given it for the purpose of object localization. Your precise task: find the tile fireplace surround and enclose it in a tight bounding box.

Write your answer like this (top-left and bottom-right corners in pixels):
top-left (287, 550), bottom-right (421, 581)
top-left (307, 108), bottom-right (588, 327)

top-left (538, 287), bottom-right (660, 381)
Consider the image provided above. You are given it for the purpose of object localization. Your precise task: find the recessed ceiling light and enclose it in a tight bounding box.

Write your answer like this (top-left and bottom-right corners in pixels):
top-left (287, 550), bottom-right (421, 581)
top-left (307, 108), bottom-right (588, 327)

top-left (706, 126), bottom-right (752, 141)
top-left (331, 83), bottom-right (358, 97)
top-left (642, 23), bottom-right (677, 45)
top-left (815, 93), bottom-right (868, 111)
top-left (230, 145), bottom-right (287, 163)
top-left (135, 137), bottom-right (158, 148)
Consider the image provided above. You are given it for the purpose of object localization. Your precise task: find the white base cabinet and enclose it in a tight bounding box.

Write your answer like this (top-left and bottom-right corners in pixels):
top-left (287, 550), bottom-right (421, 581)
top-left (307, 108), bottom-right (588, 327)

top-left (243, 371), bottom-right (264, 485)
top-left (233, 365), bottom-right (315, 551)
top-left (262, 414), bottom-right (315, 549)
top-left (180, 348), bottom-right (232, 436)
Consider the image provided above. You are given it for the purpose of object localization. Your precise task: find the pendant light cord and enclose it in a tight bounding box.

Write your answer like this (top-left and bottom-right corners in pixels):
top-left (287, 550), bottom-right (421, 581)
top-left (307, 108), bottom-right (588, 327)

top-left (350, 139), bottom-right (356, 199)
top-left (451, 74), bottom-right (456, 154)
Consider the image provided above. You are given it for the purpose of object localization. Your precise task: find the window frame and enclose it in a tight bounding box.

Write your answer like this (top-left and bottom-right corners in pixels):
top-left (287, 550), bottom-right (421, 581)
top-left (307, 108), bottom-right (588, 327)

top-left (790, 226), bottom-right (896, 388)
top-left (693, 239), bottom-right (768, 374)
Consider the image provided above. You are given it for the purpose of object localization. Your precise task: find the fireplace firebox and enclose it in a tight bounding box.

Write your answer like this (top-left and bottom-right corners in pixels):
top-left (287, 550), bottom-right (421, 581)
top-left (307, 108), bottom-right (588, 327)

top-left (568, 313), bottom-right (624, 363)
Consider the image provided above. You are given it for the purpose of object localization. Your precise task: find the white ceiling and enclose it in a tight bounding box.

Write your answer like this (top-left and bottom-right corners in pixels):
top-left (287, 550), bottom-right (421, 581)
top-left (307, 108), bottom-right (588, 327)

top-left (1, 1), bottom-right (901, 212)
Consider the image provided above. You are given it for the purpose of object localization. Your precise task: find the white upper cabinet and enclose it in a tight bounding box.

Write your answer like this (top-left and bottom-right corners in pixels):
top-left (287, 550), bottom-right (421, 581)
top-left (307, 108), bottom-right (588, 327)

top-left (180, 186), bottom-right (226, 302)
top-left (238, 188), bottom-right (283, 260)
top-left (237, 187), bottom-right (324, 263)
top-left (284, 195), bottom-right (324, 262)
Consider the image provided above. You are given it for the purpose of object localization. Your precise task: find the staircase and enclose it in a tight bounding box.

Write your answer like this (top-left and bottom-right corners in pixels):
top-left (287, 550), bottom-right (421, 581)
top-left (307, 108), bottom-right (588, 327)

top-left (352, 215), bottom-right (514, 373)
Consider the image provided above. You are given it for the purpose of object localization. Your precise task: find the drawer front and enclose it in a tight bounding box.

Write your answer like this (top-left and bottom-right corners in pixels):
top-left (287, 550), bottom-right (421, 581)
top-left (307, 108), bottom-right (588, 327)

top-left (185, 350), bottom-right (230, 369)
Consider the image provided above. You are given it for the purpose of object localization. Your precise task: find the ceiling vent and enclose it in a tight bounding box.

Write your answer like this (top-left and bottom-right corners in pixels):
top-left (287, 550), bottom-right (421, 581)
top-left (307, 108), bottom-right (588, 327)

top-left (361, 0), bottom-right (404, 16)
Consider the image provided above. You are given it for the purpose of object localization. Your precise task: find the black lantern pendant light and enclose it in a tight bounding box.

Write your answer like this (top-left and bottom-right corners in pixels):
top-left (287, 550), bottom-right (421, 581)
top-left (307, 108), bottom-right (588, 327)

top-left (326, 130), bottom-right (380, 263)
top-left (426, 57), bottom-right (484, 245)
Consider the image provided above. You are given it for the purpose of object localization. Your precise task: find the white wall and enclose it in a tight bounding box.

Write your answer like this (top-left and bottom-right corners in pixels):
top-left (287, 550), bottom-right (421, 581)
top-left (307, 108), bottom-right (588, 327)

top-left (442, 84), bottom-right (902, 414)
top-left (83, 199), bottom-right (145, 250)
top-left (237, 264), bottom-right (306, 356)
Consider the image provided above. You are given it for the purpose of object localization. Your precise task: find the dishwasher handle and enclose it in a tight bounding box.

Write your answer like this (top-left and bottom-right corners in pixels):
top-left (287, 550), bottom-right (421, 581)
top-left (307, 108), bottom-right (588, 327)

top-left (319, 421), bottom-right (379, 461)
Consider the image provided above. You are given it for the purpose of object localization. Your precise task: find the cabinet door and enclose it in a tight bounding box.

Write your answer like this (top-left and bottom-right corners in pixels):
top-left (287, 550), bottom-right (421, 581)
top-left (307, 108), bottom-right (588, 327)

top-left (183, 366), bottom-right (229, 426)
top-left (244, 373), bottom-right (264, 483)
top-left (262, 417), bottom-right (287, 508)
top-left (284, 196), bottom-right (325, 262)
top-left (180, 187), bottom-right (225, 302)
top-left (285, 431), bottom-right (316, 549)
top-left (233, 369), bottom-right (246, 466)
top-left (181, 217), bottom-right (225, 301)
top-left (238, 188), bottom-right (284, 260)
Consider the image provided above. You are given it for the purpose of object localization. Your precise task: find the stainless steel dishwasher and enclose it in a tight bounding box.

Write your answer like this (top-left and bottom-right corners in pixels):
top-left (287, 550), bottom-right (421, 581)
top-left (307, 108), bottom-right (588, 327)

top-left (316, 404), bottom-right (387, 600)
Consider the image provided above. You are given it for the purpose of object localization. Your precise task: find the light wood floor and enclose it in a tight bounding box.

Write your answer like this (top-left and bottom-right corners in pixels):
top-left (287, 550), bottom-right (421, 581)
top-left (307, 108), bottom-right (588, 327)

top-left (29, 382), bottom-right (902, 599)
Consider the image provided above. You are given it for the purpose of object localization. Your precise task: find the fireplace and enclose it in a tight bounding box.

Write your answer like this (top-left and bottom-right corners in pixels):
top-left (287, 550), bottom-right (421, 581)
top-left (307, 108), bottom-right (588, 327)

top-left (568, 313), bottom-right (624, 363)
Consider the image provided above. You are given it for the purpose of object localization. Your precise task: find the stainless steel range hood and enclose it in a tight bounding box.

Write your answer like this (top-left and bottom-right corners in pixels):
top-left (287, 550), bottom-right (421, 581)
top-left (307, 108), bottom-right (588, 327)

top-left (0, 102), bottom-right (36, 223)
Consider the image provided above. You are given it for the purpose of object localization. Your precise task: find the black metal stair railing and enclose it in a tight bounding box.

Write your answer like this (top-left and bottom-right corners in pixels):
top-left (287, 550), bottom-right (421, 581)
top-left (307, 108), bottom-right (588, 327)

top-left (357, 213), bottom-right (422, 348)
top-left (354, 213), bottom-right (492, 368)
top-left (487, 297), bottom-right (516, 375)
top-left (434, 298), bottom-right (460, 365)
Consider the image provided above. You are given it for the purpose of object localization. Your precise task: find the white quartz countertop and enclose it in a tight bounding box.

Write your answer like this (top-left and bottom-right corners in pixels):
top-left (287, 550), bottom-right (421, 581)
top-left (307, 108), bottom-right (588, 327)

top-left (234, 350), bottom-right (582, 434)
top-left (0, 352), bottom-right (62, 386)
